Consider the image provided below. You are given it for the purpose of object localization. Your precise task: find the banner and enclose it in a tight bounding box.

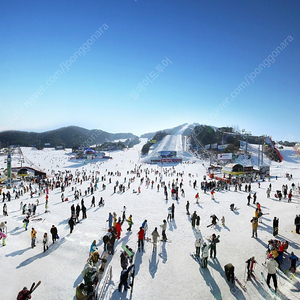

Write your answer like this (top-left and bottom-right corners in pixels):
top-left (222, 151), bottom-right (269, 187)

top-left (217, 153), bottom-right (232, 160)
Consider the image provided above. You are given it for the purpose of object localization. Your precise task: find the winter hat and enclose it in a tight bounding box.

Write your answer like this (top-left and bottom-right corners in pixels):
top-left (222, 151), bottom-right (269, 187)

top-left (23, 287), bottom-right (28, 291)
top-left (291, 252), bottom-right (294, 256)
top-left (268, 254), bottom-right (273, 258)
top-left (203, 242), bottom-right (207, 246)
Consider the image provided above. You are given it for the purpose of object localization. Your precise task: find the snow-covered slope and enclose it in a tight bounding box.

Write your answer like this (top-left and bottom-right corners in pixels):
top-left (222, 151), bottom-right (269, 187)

top-left (0, 143), bottom-right (300, 300)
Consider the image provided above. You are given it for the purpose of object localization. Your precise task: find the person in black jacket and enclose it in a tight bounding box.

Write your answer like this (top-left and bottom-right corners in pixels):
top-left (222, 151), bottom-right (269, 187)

top-left (68, 217), bottom-right (75, 234)
top-left (50, 225), bottom-right (58, 244)
top-left (118, 264), bottom-right (135, 292)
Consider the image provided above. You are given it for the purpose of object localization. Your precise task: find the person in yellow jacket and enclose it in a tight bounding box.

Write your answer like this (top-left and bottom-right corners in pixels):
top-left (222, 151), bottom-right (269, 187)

top-left (76, 283), bottom-right (88, 300)
top-left (251, 217), bottom-right (258, 238)
top-left (31, 228), bottom-right (37, 248)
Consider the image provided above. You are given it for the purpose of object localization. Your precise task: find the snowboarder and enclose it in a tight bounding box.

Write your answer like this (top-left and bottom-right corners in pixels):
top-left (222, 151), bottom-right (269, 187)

top-left (151, 227), bottom-right (160, 251)
top-left (210, 214), bottom-right (219, 226)
top-left (23, 216), bottom-right (29, 231)
top-left (118, 264), bottom-right (135, 292)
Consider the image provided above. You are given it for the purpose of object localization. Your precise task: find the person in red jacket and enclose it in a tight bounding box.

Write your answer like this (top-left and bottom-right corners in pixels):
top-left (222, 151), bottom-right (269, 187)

top-left (116, 220), bottom-right (122, 239)
top-left (17, 287), bottom-right (32, 300)
top-left (137, 227), bottom-right (145, 252)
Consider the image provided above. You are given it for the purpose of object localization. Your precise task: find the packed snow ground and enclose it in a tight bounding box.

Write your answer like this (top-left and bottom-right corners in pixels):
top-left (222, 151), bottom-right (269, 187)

top-left (1, 141), bottom-right (300, 300)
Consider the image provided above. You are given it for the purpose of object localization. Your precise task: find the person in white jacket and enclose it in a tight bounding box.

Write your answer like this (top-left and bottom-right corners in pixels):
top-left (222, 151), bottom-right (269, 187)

top-left (160, 220), bottom-right (167, 241)
top-left (266, 254), bottom-right (278, 291)
top-left (195, 238), bottom-right (202, 257)
top-left (43, 232), bottom-right (49, 252)
top-left (202, 242), bottom-right (209, 268)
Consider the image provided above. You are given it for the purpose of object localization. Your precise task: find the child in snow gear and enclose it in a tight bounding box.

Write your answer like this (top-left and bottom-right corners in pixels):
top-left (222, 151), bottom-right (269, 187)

top-left (289, 252), bottom-right (299, 273)
top-left (245, 256), bottom-right (257, 280)
top-left (224, 263), bottom-right (235, 283)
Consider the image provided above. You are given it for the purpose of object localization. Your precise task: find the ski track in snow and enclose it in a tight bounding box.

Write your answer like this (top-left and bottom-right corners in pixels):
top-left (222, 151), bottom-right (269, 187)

top-left (0, 138), bottom-right (300, 300)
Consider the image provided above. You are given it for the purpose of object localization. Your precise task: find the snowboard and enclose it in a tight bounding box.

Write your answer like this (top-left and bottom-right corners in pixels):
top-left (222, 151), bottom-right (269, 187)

top-left (121, 245), bottom-right (134, 257)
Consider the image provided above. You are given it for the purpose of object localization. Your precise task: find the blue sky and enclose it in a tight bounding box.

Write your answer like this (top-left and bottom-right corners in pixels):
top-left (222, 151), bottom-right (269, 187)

top-left (0, 0), bottom-right (299, 141)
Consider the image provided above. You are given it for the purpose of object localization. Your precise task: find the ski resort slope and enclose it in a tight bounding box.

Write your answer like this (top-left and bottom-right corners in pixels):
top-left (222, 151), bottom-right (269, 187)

top-left (0, 142), bottom-right (300, 300)
top-left (143, 124), bottom-right (193, 162)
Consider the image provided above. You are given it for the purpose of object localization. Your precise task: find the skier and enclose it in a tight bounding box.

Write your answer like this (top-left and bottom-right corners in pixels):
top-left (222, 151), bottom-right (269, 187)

top-left (210, 214), bottom-right (219, 226)
top-left (160, 220), bottom-right (167, 241)
top-left (195, 237), bottom-right (201, 257)
top-left (50, 225), bottom-right (58, 244)
top-left (289, 252), bottom-right (299, 273)
top-left (224, 263), bottom-right (235, 284)
top-left (137, 227), bottom-right (145, 252)
top-left (266, 254), bottom-right (278, 292)
top-left (43, 232), bottom-right (49, 252)
top-left (202, 242), bottom-right (209, 268)
top-left (245, 256), bottom-right (257, 280)
top-left (31, 228), bottom-right (37, 248)
top-left (151, 227), bottom-right (160, 252)
top-left (17, 287), bottom-right (32, 300)
top-left (118, 264), bottom-right (135, 292)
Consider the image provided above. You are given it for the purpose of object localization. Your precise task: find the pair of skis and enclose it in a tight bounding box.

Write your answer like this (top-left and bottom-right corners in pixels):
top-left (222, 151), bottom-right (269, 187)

top-left (29, 281), bottom-right (41, 295)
